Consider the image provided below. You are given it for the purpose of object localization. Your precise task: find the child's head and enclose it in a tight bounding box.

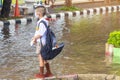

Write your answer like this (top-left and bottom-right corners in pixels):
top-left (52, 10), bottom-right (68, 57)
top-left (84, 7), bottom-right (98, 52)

top-left (35, 5), bottom-right (46, 18)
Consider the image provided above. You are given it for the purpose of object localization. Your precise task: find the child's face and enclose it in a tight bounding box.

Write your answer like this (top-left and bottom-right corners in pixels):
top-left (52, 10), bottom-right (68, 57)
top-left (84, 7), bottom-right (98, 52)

top-left (35, 7), bottom-right (45, 18)
top-left (35, 9), bottom-right (41, 18)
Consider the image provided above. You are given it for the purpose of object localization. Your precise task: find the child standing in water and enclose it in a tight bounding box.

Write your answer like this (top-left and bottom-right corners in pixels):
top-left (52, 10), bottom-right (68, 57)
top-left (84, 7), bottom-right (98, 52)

top-left (31, 5), bottom-right (53, 78)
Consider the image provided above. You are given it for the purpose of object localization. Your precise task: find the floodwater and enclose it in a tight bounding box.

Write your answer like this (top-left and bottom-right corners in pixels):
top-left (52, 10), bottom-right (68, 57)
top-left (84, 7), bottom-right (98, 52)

top-left (1, 12), bottom-right (120, 80)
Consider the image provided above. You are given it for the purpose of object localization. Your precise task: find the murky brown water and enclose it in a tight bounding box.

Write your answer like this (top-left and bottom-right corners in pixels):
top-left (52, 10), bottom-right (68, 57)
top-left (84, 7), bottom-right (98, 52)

top-left (1, 12), bottom-right (120, 80)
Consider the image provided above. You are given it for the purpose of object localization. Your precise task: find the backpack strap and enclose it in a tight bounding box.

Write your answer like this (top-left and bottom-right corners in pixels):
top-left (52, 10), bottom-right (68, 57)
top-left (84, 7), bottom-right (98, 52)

top-left (37, 20), bottom-right (48, 31)
top-left (39, 20), bottom-right (48, 29)
top-left (38, 20), bottom-right (48, 47)
top-left (41, 20), bottom-right (47, 27)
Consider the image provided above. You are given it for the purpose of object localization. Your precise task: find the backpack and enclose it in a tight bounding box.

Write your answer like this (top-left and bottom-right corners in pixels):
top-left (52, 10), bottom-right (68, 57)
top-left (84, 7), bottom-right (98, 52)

top-left (39, 20), bottom-right (64, 60)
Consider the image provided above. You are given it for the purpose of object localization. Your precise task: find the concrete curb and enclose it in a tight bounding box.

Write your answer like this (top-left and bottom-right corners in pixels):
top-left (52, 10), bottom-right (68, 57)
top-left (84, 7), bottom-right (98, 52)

top-left (30, 74), bottom-right (120, 80)
top-left (46, 5), bottom-right (120, 19)
top-left (0, 5), bottom-right (120, 26)
top-left (0, 17), bottom-right (33, 26)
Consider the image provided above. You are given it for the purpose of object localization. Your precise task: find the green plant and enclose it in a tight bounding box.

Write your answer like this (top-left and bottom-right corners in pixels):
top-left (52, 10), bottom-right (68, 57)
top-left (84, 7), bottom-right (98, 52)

top-left (56, 6), bottom-right (81, 11)
top-left (107, 31), bottom-right (120, 48)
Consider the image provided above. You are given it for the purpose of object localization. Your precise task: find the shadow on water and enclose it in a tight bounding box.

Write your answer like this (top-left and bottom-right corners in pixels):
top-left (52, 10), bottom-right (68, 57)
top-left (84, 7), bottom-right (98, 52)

top-left (1, 12), bottom-right (120, 80)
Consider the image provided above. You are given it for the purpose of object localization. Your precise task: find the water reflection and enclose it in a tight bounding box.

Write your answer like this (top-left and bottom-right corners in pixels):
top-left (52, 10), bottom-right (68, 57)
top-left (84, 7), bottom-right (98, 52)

top-left (1, 12), bottom-right (120, 80)
top-left (61, 12), bottom-right (120, 75)
top-left (2, 25), bottom-right (10, 39)
top-left (50, 18), bottom-right (65, 40)
top-left (15, 24), bottom-right (19, 35)
top-left (0, 24), bottom-right (20, 40)
top-left (0, 19), bottom-right (65, 80)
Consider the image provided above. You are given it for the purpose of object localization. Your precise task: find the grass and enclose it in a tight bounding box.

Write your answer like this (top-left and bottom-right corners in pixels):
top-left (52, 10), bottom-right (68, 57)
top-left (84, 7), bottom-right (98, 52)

top-left (56, 6), bottom-right (82, 12)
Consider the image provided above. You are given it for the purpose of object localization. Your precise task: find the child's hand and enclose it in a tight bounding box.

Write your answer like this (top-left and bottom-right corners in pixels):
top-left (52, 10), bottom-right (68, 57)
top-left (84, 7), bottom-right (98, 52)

top-left (30, 37), bottom-right (36, 46)
top-left (55, 44), bottom-right (58, 48)
top-left (52, 44), bottom-right (59, 50)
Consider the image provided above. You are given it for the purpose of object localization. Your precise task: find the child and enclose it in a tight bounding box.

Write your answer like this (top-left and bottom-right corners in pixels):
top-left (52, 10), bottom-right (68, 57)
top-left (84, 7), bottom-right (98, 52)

top-left (31, 5), bottom-right (53, 78)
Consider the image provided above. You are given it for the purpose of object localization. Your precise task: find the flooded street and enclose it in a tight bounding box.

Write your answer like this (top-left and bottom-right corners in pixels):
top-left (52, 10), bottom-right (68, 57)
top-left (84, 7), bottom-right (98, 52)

top-left (0, 12), bottom-right (120, 80)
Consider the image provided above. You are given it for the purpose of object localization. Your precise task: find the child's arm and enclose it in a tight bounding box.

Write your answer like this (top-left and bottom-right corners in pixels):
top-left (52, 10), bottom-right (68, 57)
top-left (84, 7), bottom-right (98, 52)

top-left (32, 34), bottom-right (42, 43)
top-left (34, 34), bottom-right (41, 40)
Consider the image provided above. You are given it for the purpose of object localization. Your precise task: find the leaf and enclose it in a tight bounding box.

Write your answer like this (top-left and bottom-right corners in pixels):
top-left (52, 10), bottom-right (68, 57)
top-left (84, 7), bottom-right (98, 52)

top-left (107, 30), bottom-right (120, 47)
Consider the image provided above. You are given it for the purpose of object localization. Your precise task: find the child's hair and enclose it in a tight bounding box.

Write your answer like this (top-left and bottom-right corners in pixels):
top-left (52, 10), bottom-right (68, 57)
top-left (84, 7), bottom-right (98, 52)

top-left (35, 5), bottom-right (46, 16)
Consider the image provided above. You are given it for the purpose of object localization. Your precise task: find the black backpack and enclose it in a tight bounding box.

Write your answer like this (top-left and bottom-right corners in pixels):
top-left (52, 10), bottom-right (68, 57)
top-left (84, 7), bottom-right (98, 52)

top-left (39, 20), bottom-right (64, 60)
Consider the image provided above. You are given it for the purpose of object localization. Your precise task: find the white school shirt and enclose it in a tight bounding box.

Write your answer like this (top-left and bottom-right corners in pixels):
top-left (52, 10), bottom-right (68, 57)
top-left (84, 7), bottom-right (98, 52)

top-left (34, 17), bottom-right (48, 45)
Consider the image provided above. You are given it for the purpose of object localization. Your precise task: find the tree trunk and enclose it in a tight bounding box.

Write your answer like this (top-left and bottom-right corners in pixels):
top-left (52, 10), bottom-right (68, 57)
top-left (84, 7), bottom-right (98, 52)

top-left (0, 0), bottom-right (12, 18)
top-left (65, 0), bottom-right (72, 7)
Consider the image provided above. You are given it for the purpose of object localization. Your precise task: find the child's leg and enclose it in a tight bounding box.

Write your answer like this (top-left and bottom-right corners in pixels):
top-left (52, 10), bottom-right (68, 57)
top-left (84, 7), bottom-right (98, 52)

top-left (35, 43), bottom-right (45, 78)
top-left (38, 54), bottom-right (44, 67)
top-left (44, 61), bottom-right (53, 77)
top-left (35, 54), bottom-right (45, 78)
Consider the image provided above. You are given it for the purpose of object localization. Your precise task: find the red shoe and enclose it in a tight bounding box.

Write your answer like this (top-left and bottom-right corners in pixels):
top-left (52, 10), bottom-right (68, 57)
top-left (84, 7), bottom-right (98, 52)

top-left (44, 73), bottom-right (53, 77)
top-left (34, 73), bottom-right (45, 78)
